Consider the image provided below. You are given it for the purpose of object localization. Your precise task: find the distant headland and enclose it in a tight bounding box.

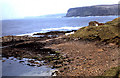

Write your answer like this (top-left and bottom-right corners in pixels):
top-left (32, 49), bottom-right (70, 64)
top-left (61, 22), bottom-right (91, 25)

top-left (66, 4), bottom-right (119, 17)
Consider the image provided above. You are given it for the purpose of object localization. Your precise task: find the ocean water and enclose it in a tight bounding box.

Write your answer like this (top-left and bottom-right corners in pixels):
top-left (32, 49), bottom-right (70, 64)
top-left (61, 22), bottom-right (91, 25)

top-left (2, 16), bottom-right (118, 36)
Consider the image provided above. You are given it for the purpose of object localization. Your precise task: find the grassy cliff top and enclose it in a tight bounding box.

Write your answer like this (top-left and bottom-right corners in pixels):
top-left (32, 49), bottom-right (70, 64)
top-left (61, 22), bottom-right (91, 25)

top-left (71, 17), bottom-right (120, 45)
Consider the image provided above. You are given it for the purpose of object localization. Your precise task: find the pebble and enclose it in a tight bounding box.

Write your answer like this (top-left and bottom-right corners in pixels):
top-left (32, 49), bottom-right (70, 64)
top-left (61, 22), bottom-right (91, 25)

top-left (19, 61), bottom-right (24, 63)
top-left (76, 64), bottom-right (81, 66)
top-left (2, 60), bottom-right (5, 62)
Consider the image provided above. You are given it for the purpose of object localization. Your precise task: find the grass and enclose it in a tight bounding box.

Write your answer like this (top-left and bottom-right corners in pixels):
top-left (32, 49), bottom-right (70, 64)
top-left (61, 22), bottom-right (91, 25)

top-left (71, 17), bottom-right (120, 45)
top-left (102, 66), bottom-right (120, 77)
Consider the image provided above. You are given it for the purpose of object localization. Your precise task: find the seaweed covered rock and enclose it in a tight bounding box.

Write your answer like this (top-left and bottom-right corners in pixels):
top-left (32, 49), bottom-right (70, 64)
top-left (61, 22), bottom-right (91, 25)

top-left (71, 17), bottom-right (120, 45)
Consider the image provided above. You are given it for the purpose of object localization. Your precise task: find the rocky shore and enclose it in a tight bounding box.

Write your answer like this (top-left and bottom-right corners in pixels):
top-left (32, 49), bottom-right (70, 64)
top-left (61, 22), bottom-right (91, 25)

top-left (1, 18), bottom-right (120, 77)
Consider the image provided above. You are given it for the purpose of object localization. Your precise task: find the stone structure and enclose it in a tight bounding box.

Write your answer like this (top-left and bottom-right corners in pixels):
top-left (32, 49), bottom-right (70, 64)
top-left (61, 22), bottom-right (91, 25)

top-left (89, 21), bottom-right (104, 26)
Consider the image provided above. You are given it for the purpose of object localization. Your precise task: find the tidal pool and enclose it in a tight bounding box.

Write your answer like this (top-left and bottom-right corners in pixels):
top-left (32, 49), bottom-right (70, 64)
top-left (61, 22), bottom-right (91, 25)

top-left (2, 57), bottom-right (57, 76)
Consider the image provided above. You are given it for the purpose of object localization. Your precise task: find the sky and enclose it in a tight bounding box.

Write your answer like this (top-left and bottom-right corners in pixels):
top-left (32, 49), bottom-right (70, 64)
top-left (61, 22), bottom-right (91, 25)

top-left (0, 0), bottom-right (119, 19)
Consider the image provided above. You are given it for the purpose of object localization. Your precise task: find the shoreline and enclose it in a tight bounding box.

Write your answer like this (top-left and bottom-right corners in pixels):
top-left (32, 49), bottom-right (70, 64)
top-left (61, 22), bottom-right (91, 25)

top-left (1, 30), bottom-right (119, 76)
top-left (2, 27), bottom-right (81, 37)
top-left (1, 17), bottom-right (120, 77)
top-left (2, 15), bottom-right (117, 37)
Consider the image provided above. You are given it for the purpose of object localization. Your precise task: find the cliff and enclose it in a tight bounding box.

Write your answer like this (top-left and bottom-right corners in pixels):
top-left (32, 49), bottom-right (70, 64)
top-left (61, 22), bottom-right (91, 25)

top-left (66, 4), bottom-right (119, 17)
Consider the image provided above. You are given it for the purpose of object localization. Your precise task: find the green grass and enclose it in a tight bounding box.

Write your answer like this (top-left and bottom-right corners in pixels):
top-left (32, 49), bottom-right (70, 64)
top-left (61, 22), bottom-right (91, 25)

top-left (102, 66), bottom-right (120, 77)
top-left (71, 17), bottom-right (120, 45)
top-left (105, 17), bottom-right (120, 25)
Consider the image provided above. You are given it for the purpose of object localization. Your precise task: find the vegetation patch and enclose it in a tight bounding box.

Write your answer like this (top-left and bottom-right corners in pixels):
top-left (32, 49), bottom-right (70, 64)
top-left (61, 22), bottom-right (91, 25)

top-left (102, 66), bottom-right (120, 77)
top-left (71, 17), bottom-right (120, 45)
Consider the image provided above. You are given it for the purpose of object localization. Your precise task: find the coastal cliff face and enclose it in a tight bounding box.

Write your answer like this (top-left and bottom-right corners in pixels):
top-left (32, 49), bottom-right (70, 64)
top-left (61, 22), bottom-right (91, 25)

top-left (66, 4), bottom-right (119, 17)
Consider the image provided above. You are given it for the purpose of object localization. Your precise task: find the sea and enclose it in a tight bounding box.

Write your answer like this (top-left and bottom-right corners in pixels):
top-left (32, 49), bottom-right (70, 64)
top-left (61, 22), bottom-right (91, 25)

top-left (2, 14), bottom-right (118, 36)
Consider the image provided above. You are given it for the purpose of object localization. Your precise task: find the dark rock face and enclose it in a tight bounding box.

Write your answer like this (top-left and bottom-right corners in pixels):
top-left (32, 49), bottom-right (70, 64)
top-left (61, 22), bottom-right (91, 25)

top-left (66, 4), bottom-right (119, 17)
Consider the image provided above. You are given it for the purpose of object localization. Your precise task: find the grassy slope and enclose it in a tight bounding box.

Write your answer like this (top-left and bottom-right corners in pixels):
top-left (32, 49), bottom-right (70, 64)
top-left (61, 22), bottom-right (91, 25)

top-left (71, 17), bottom-right (120, 45)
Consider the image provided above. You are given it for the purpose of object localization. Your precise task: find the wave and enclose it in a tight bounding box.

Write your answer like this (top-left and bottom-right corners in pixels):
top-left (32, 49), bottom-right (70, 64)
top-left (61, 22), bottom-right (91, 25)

top-left (16, 31), bottom-right (41, 36)
top-left (16, 26), bottom-right (82, 36)
top-left (42, 26), bottom-right (81, 31)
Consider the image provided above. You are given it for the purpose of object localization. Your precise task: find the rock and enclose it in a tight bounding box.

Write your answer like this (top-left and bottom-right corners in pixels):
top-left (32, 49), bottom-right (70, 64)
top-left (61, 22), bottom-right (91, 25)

top-left (63, 62), bottom-right (69, 66)
top-left (52, 64), bottom-right (62, 68)
top-left (19, 61), bottom-right (24, 63)
top-left (76, 64), bottom-right (81, 66)
top-left (27, 64), bottom-right (31, 66)
top-left (28, 60), bottom-right (35, 63)
top-left (2, 60), bottom-right (5, 62)
top-left (37, 64), bottom-right (42, 67)
top-left (34, 62), bottom-right (39, 64)
top-left (29, 64), bottom-right (36, 67)
top-left (53, 60), bottom-right (63, 64)
top-left (97, 49), bottom-right (104, 52)
top-left (33, 30), bottom-right (77, 36)
top-left (51, 70), bottom-right (58, 76)
top-left (88, 21), bottom-right (104, 26)
top-left (109, 43), bottom-right (116, 46)
top-left (60, 70), bottom-right (64, 72)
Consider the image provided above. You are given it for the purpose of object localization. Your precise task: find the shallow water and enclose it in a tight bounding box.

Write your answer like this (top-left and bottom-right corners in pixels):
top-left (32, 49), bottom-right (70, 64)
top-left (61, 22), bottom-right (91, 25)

top-left (2, 57), bottom-right (56, 76)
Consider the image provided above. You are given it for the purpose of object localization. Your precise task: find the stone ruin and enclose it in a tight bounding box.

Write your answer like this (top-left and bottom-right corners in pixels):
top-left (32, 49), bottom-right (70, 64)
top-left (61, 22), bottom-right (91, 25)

top-left (89, 21), bottom-right (105, 26)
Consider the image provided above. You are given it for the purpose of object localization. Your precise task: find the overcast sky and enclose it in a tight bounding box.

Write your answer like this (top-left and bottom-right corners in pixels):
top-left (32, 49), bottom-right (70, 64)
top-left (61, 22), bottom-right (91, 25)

top-left (0, 0), bottom-right (119, 19)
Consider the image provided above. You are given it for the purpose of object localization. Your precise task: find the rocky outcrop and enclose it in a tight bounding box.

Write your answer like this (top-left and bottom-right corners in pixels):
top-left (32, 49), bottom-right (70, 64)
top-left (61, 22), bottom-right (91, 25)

top-left (66, 4), bottom-right (119, 17)
top-left (88, 21), bottom-right (105, 26)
